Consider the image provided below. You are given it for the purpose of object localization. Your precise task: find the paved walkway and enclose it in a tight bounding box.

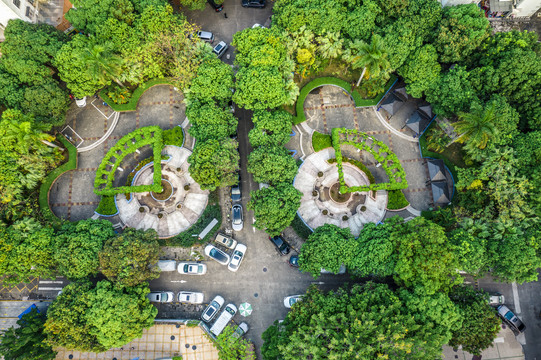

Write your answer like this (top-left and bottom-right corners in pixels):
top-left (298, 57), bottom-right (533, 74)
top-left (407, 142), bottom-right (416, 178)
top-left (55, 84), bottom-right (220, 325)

top-left (55, 323), bottom-right (219, 360)
top-left (294, 148), bottom-right (387, 237)
top-left (49, 85), bottom-right (186, 221)
top-left (116, 146), bottom-right (209, 238)
top-left (285, 85), bottom-right (434, 214)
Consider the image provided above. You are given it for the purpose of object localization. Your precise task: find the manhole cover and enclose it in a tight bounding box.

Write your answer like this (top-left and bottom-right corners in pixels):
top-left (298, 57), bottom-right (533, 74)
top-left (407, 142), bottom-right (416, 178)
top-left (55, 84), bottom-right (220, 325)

top-left (263, 267), bottom-right (267, 272)
top-left (171, 335), bottom-right (175, 340)
top-left (176, 324), bottom-right (181, 328)
top-left (192, 345), bottom-right (197, 350)
top-left (185, 344), bottom-right (190, 348)
top-left (254, 293), bottom-right (259, 298)
top-left (68, 356), bottom-right (73, 359)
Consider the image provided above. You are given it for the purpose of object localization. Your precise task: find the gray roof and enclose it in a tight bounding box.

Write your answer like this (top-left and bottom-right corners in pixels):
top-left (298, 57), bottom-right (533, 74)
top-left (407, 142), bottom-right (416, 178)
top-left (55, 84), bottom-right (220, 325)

top-left (418, 105), bottom-right (433, 119)
top-left (394, 87), bottom-right (409, 101)
top-left (431, 181), bottom-right (450, 204)
top-left (405, 111), bottom-right (423, 134)
top-left (427, 159), bottom-right (447, 182)
top-left (490, 0), bottom-right (513, 12)
top-left (380, 93), bottom-right (403, 115)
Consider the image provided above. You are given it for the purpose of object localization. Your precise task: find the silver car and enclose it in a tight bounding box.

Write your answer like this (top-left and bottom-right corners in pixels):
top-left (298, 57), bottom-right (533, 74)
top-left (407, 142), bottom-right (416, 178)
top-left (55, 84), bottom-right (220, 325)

top-left (147, 291), bottom-right (175, 303)
top-left (178, 291), bottom-right (204, 304)
top-left (213, 41), bottom-right (228, 58)
top-left (177, 262), bottom-right (207, 275)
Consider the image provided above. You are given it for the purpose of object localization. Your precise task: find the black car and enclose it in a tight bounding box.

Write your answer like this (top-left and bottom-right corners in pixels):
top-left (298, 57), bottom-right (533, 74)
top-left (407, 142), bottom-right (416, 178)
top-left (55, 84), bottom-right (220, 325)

top-left (242, 0), bottom-right (266, 8)
top-left (288, 254), bottom-right (299, 268)
top-left (207, 0), bottom-right (223, 11)
top-left (269, 235), bottom-right (291, 256)
top-left (231, 174), bottom-right (241, 202)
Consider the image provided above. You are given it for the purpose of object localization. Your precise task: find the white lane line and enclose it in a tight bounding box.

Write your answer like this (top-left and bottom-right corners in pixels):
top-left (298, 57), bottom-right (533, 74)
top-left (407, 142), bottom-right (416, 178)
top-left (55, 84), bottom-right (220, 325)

top-left (38, 281), bottom-right (64, 284)
top-left (38, 287), bottom-right (63, 291)
top-left (512, 282), bottom-right (521, 314)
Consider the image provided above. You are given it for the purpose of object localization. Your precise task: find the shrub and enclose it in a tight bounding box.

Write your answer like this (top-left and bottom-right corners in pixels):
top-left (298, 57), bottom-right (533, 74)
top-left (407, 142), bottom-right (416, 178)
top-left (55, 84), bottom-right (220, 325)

top-left (163, 126), bottom-right (184, 147)
top-left (161, 204), bottom-right (222, 247)
top-left (107, 86), bottom-right (131, 104)
top-left (290, 213), bottom-right (313, 239)
top-left (322, 210), bottom-right (328, 215)
top-left (95, 196), bottom-right (117, 216)
top-left (312, 131), bottom-right (332, 152)
top-left (387, 190), bottom-right (410, 210)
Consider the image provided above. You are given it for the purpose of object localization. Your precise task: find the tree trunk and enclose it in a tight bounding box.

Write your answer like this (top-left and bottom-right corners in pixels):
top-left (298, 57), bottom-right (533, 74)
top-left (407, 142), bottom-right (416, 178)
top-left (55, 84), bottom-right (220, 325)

top-left (356, 67), bottom-right (367, 88)
top-left (114, 78), bottom-right (126, 88)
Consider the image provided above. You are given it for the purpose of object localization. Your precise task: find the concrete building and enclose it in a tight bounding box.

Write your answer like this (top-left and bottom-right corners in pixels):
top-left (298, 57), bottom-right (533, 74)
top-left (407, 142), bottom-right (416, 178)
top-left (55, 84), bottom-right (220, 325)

top-left (440, 0), bottom-right (541, 18)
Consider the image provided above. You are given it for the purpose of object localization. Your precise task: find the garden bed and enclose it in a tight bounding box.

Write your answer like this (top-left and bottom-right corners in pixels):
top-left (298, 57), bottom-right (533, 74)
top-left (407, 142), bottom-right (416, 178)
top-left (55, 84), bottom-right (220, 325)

top-left (312, 131), bottom-right (332, 152)
top-left (99, 78), bottom-right (175, 112)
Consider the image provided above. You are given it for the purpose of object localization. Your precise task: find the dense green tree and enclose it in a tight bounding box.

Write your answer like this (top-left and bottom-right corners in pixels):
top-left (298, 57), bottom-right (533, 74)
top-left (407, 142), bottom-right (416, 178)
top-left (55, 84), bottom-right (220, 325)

top-left (0, 218), bottom-right (56, 284)
top-left (398, 44), bottom-right (441, 98)
top-left (54, 220), bottom-right (115, 280)
top-left (449, 228), bottom-right (489, 277)
top-left (248, 110), bottom-right (293, 147)
top-left (454, 102), bottom-right (500, 150)
top-left (426, 65), bottom-right (478, 117)
top-left (349, 221), bottom-right (395, 277)
top-left (186, 100), bottom-right (237, 141)
top-left (248, 183), bottom-right (302, 236)
top-left (179, 0), bottom-right (206, 10)
top-left (379, 18), bottom-right (422, 72)
top-left (0, 110), bottom-right (61, 204)
top-left (22, 79), bottom-right (71, 126)
top-left (65, 0), bottom-right (136, 36)
top-left (233, 27), bottom-right (290, 71)
top-left (54, 35), bottom-right (107, 98)
top-left (247, 145), bottom-right (298, 185)
top-left (272, 0), bottom-right (346, 36)
top-left (80, 42), bottom-right (125, 88)
top-left (215, 325), bottom-right (255, 360)
top-left (343, 34), bottom-right (390, 87)
top-left (432, 4), bottom-right (490, 64)
top-left (186, 58), bottom-right (234, 105)
top-left (99, 228), bottom-right (160, 287)
top-left (298, 224), bottom-right (356, 276)
top-left (390, 217), bottom-right (461, 294)
top-left (188, 138), bottom-right (240, 191)
top-left (262, 283), bottom-right (454, 360)
top-left (0, 308), bottom-right (56, 360)
top-left (316, 32), bottom-right (343, 64)
top-left (234, 66), bottom-right (293, 110)
top-left (343, 0), bottom-right (381, 41)
top-left (448, 286), bottom-right (501, 355)
top-left (44, 280), bottom-right (157, 352)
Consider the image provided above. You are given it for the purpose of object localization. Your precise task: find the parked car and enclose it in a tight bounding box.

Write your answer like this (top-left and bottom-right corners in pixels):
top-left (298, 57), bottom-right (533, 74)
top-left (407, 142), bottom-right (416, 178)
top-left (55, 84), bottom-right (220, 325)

top-left (232, 322), bottom-right (249, 338)
top-left (497, 305), bottom-right (526, 333)
top-left (252, 23), bottom-right (266, 28)
top-left (232, 204), bottom-right (243, 231)
top-left (213, 41), bottom-right (228, 58)
top-left (202, 295), bottom-right (225, 322)
top-left (242, 0), bottom-right (266, 8)
top-left (177, 262), bottom-right (207, 275)
top-left (210, 303), bottom-right (237, 336)
top-left (215, 233), bottom-right (237, 249)
top-left (231, 175), bottom-right (241, 202)
top-left (157, 260), bottom-right (176, 272)
top-left (75, 97), bottom-right (87, 107)
top-left (283, 295), bottom-right (303, 308)
top-left (207, 0), bottom-right (223, 11)
top-left (228, 243), bottom-right (247, 272)
top-left (205, 244), bottom-right (231, 265)
top-left (320, 264), bottom-right (347, 275)
top-left (177, 291), bottom-right (204, 304)
top-left (288, 254), bottom-right (299, 268)
top-left (190, 30), bottom-right (214, 43)
top-left (147, 291), bottom-right (175, 303)
top-left (489, 293), bottom-right (505, 306)
top-left (269, 235), bottom-right (291, 256)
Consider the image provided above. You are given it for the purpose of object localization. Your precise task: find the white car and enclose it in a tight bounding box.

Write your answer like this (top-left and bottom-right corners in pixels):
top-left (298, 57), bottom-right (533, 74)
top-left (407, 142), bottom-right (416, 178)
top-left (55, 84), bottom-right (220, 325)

top-left (202, 295), bottom-right (225, 322)
top-left (232, 322), bottom-right (249, 338)
top-left (232, 204), bottom-right (243, 231)
top-left (213, 41), bottom-right (228, 58)
top-left (283, 295), bottom-right (303, 308)
top-left (228, 243), bottom-right (247, 272)
top-left (147, 291), bottom-right (175, 303)
top-left (178, 291), bottom-right (204, 304)
top-left (177, 262), bottom-right (207, 275)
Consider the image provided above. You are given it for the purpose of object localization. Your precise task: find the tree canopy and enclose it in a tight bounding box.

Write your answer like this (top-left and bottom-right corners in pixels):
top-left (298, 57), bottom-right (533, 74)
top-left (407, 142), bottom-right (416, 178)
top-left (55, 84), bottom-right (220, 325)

top-left (99, 228), bottom-right (161, 287)
top-left (248, 110), bottom-right (293, 148)
top-left (186, 100), bottom-right (237, 141)
top-left (188, 138), bottom-right (240, 191)
top-left (186, 58), bottom-right (234, 105)
top-left (248, 183), bottom-right (302, 236)
top-left (54, 220), bottom-right (115, 280)
top-left (247, 145), bottom-right (298, 185)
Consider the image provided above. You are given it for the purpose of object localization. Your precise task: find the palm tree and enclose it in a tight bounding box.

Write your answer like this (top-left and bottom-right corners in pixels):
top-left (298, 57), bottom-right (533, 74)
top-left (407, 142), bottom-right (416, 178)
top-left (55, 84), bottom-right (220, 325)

top-left (317, 32), bottom-right (343, 65)
top-left (80, 43), bottom-right (125, 88)
top-left (0, 113), bottom-right (53, 154)
top-left (454, 103), bottom-right (500, 150)
top-left (344, 35), bottom-right (390, 87)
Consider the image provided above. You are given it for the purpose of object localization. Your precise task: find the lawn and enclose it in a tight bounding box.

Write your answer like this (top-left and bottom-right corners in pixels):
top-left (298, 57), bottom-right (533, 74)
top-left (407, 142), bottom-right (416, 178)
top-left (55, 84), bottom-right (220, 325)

top-left (312, 131), bottom-right (332, 151)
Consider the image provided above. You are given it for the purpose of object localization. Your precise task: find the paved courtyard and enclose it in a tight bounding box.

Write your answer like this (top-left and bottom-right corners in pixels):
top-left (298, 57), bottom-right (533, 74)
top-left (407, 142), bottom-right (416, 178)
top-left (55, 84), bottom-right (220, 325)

top-left (49, 85), bottom-right (190, 222)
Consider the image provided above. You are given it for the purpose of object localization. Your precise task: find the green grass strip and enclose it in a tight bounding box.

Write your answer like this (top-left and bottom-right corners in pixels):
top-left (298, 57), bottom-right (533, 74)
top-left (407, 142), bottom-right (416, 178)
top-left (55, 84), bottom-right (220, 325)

top-left (312, 131), bottom-right (332, 152)
top-left (99, 78), bottom-right (175, 112)
top-left (39, 134), bottom-right (78, 221)
top-left (293, 75), bottom-right (397, 125)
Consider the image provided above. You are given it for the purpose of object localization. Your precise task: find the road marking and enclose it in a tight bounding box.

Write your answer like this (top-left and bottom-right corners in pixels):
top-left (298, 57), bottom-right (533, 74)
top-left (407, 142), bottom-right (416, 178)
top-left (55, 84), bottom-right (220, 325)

top-left (170, 280), bottom-right (187, 283)
top-left (311, 282), bottom-right (325, 285)
top-left (38, 287), bottom-right (63, 291)
top-left (252, 217), bottom-right (256, 233)
top-left (38, 281), bottom-right (64, 284)
top-left (512, 282), bottom-right (521, 314)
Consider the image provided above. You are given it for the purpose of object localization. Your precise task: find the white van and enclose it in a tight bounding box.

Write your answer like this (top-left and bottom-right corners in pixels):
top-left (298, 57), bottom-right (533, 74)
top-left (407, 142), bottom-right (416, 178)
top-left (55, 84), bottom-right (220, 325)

top-left (210, 303), bottom-right (237, 336)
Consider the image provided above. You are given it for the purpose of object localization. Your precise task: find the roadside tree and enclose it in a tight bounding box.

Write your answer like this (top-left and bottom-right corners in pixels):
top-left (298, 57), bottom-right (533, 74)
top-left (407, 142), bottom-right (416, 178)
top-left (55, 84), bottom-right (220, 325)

top-left (54, 219), bottom-right (115, 280)
top-left (248, 183), bottom-right (302, 236)
top-left (248, 110), bottom-right (293, 147)
top-left (215, 325), bottom-right (255, 360)
top-left (247, 145), bottom-right (298, 185)
top-left (349, 221), bottom-right (396, 277)
top-left (188, 138), bottom-right (240, 191)
top-left (186, 100), bottom-right (237, 141)
top-left (233, 66), bottom-right (291, 110)
top-left (186, 58), bottom-right (234, 105)
top-left (398, 44), bottom-right (441, 98)
top-left (99, 228), bottom-right (161, 287)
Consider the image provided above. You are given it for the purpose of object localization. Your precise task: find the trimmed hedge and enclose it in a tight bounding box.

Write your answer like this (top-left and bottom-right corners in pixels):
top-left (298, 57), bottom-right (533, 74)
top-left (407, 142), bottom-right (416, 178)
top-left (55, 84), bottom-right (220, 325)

top-left (387, 190), bottom-right (410, 210)
top-left (290, 213), bottom-right (313, 239)
top-left (327, 157), bottom-right (375, 185)
top-left (95, 195), bottom-right (118, 216)
top-left (99, 78), bottom-right (175, 112)
top-left (332, 128), bottom-right (408, 193)
top-left (38, 134), bottom-right (78, 221)
top-left (293, 75), bottom-right (397, 124)
top-left (312, 131), bottom-right (332, 152)
top-left (94, 126), bottom-right (163, 196)
top-left (161, 204), bottom-right (222, 247)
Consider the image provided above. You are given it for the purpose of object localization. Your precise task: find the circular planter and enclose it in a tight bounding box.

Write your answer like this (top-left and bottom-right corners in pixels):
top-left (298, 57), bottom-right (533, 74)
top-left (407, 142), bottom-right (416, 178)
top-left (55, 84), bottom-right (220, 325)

top-left (151, 179), bottom-right (174, 202)
top-left (184, 184), bottom-right (191, 191)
